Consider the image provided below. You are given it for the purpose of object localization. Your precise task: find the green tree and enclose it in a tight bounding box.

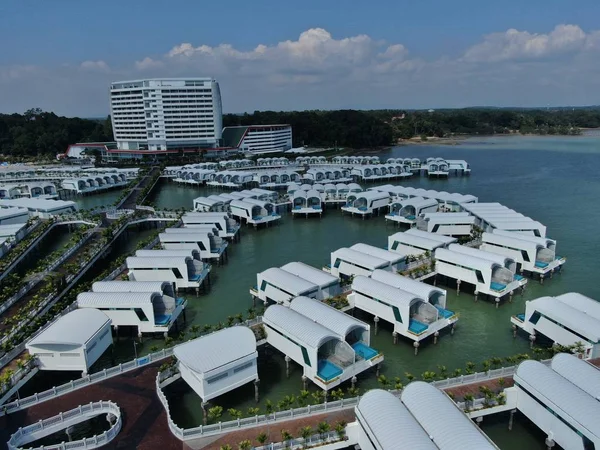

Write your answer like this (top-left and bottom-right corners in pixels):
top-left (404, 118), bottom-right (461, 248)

top-left (207, 405), bottom-right (223, 423)
top-left (256, 432), bottom-right (268, 445)
top-left (317, 421), bottom-right (330, 441)
top-left (228, 408), bottom-right (243, 420)
top-left (238, 440), bottom-right (252, 450)
top-left (299, 426), bottom-right (313, 447)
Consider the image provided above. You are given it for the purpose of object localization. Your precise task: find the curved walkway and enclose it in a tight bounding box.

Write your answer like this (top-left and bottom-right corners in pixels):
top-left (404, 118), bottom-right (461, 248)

top-left (7, 401), bottom-right (121, 450)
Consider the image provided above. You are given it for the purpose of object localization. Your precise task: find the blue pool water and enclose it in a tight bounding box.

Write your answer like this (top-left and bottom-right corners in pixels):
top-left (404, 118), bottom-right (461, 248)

top-left (435, 306), bottom-right (455, 319)
top-left (490, 282), bottom-right (507, 291)
top-left (317, 360), bottom-right (343, 381)
top-left (514, 274), bottom-right (525, 281)
top-left (409, 319), bottom-right (429, 334)
top-left (516, 313), bottom-right (525, 322)
top-left (155, 314), bottom-right (171, 325)
top-left (535, 261), bottom-right (549, 268)
top-left (352, 342), bottom-right (379, 360)
top-left (176, 298), bottom-right (185, 306)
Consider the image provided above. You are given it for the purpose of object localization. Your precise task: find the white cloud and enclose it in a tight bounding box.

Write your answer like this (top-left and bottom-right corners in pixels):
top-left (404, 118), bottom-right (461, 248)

top-left (80, 60), bottom-right (110, 72)
top-left (462, 24), bottom-right (592, 63)
top-left (135, 57), bottom-right (164, 70)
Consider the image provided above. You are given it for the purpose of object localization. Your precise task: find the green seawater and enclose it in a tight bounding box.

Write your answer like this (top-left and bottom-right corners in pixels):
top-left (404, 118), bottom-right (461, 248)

top-left (40, 136), bottom-right (600, 449)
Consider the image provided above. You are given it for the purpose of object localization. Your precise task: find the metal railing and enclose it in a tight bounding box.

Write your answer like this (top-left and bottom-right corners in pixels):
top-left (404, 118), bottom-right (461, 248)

top-left (7, 401), bottom-right (122, 450)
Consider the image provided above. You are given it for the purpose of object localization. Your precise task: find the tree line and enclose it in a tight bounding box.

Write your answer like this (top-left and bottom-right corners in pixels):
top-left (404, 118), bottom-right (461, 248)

top-left (2, 107), bottom-right (600, 158)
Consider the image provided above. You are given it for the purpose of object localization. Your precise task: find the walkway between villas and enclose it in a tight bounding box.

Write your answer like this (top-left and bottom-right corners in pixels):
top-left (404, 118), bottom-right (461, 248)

top-left (119, 167), bottom-right (160, 210)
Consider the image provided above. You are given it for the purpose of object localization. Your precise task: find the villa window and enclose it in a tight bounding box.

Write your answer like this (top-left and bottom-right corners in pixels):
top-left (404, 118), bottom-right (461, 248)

top-left (134, 308), bottom-right (149, 322)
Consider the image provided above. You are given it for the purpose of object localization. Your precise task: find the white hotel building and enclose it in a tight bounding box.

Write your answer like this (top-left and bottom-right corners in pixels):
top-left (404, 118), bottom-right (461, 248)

top-left (109, 78), bottom-right (223, 151)
top-left (222, 124), bottom-right (292, 155)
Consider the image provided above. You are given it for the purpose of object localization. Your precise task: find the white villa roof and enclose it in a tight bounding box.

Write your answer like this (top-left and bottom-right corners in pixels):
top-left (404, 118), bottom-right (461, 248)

top-left (448, 244), bottom-right (515, 268)
top-left (77, 291), bottom-right (158, 308)
top-left (515, 360), bottom-right (600, 438)
top-left (528, 297), bottom-right (600, 343)
top-left (389, 196), bottom-right (425, 206)
top-left (390, 232), bottom-right (447, 251)
top-left (347, 183), bottom-right (362, 191)
top-left (0, 223), bottom-right (27, 237)
top-left (230, 199), bottom-right (259, 210)
top-left (243, 198), bottom-right (271, 208)
top-left (165, 227), bottom-right (212, 236)
top-left (352, 276), bottom-right (422, 309)
top-left (290, 296), bottom-right (368, 338)
top-left (492, 229), bottom-right (555, 247)
top-left (259, 267), bottom-right (318, 295)
top-left (356, 389), bottom-right (437, 450)
top-left (0, 206), bottom-right (29, 219)
top-left (174, 326), bottom-right (256, 374)
top-left (127, 256), bottom-right (191, 269)
top-left (27, 309), bottom-right (110, 347)
top-left (305, 189), bottom-right (321, 199)
top-left (0, 198), bottom-right (76, 212)
top-left (92, 281), bottom-right (171, 294)
top-left (332, 248), bottom-right (389, 270)
top-left (349, 243), bottom-right (405, 264)
top-left (280, 262), bottom-right (338, 288)
top-left (159, 232), bottom-right (211, 242)
top-left (404, 228), bottom-right (457, 245)
top-left (371, 270), bottom-right (445, 301)
top-left (193, 197), bottom-right (222, 206)
top-left (402, 381), bottom-right (498, 450)
top-left (184, 212), bottom-right (229, 218)
top-left (263, 305), bottom-right (339, 348)
top-left (136, 249), bottom-right (199, 259)
top-left (353, 191), bottom-right (389, 201)
top-left (555, 293), bottom-right (600, 322)
top-left (483, 232), bottom-right (543, 250)
top-left (435, 248), bottom-right (501, 271)
top-left (550, 353), bottom-right (600, 400)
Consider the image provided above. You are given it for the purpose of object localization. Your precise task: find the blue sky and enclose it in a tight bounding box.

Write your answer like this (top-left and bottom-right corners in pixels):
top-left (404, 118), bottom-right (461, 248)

top-left (2, 0), bottom-right (600, 116)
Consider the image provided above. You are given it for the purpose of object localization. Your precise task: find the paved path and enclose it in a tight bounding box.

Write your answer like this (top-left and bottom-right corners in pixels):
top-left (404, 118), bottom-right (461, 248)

top-left (0, 364), bottom-right (182, 450)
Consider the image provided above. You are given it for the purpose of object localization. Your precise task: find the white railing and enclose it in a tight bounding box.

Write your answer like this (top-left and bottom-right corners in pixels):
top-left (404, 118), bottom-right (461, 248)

top-left (155, 361), bottom-right (533, 441)
top-left (254, 431), bottom-right (342, 450)
top-left (0, 348), bottom-right (174, 414)
top-left (105, 209), bottom-right (134, 220)
top-left (7, 401), bottom-right (122, 450)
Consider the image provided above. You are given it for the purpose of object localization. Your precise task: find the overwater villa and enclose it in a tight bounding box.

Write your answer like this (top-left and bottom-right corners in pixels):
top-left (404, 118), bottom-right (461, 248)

top-left (0, 198), bottom-right (78, 218)
top-left (384, 197), bottom-right (438, 225)
top-left (415, 212), bottom-right (475, 236)
top-left (253, 267), bottom-right (319, 305)
top-left (173, 327), bottom-right (259, 404)
top-left (460, 202), bottom-right (547, 237)
top-left (511, 293), bottom-right (600, 359)
top-left (262, 305), bottom-right (381, 391)
top-left (291, 189), bottom-right (323, 216)
top-left (159, 230), bottom-right (228, 262)
top-left (135, 248), bottom-right (202, 262)
top-left (249, 187), bottom-right (279, 202)
top-left (434, 247), bottom-right (522, 302)
top-left (388, 230), bottom-right (456, 257)
top-left (513, 358), bottom-right (600, 449)
top-left (77, 290), bottom-right (186, 337)
top-left (289, 296), bottom-right (382, 365)
top-left (193, 197), bottom-right (227, 213)
top-left (280, 261), bottom-right (342, 299)
top-left (349, 243), bottom-right (407, 271)
top-left (329, 247), bottom-right (393, 279)
top-left (404, 228), bottom-right (459, 244)
top-left (126, 255), bottom-right (210, 291)
top-left (424, 158), bottom-right (450, 177)
top-left (91, 280), bottom-right (176, 298)
top-left (370, 269), bottom-right (448, 309)
top-left (481, 230), bottom-right (565, 279)
top-left (369, 185), bottom-right (478, 211)
top-left (26, 309), bottom-right (112, 374)
top-left (341, 191), bottom-right (390, 217)
top-left (349, 276), bottom-right (457, 345)
top-left (229, 199), bottom-right (281, 227)
top-left (181, 212), bottom-right (240, 240)
top-left (0, 206), bottom-right (29, 225)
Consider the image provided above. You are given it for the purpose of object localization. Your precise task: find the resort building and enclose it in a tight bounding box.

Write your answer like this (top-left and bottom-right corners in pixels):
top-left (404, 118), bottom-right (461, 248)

top-left (77, 291), bottom-right (186, 336)
top-left (173, 327), bottom-right (258, 403)
top-left (26, 309), bottom-right (112, 374)
top-left (342, 191), bottom-right (390, 217)
top-left (513, 358), bottom-right (600, 450)
top-left (511, 294), bottom-right (600, 359)
top-left (415, 212), bottom-right (475, 236)
top-left (0, 198), bottom-right (77, 218)
top-left (460, 203), bottom-right (547, 237)
top-left (0, 207), bottom-right (29, 227)
top-left (481, 230), bottom-right (565, 278)
top-left (425, 158), bottom-right (450, 177)
top-left (193, 197), bottom-right (227, 213)
top-left (291, 190), bottom-right (323, 216)
top-left (388, 230), bottom-right (455, 257)
top-left (135, 248), bottom-right (202, 261)
top-left (349, 243), bottom-right (407, 272)
top-left (126, 256), bottom-right (210, 291)
top-left (349, 276), bottom-right (457, 344)
top-left (329, 248), bottom-right (393, 279)
top-left (159, 230), bottom-right (227, 261)
top-left (109, 78), bottom-right (223, 151)
top-left (182, 212), bottom-right (240, 240)
top-left (447, 244), bottom-right (520, 274)
top-left (0, 223), bottom-right (28, 247)
top-left (434, 247), bottom-right (522, 301)
top-left (370, 269), bottom-right (447, 309)
top-left (369, 185), bottom-right (477, 211)
top-left (254, 267), bottom-right (319, 305)
top-left (229, 199), bottom-right (281, 227)
top-left (91, 280), bottom-right (176, 298)
top-left (221, 124), bottom-right (292, 154)
top-left (404, 228), bottom-right (459, 245)
top-left (280, 262), bottom-right (342, 299)
top-left (385, 197), bottom-right (438, 226)
top-left (262, 305), bottom-right (380, 391)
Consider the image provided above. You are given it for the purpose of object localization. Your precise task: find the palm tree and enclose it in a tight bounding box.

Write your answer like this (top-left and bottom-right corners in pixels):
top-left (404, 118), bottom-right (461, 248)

top-left (334, 422), bottom-right (346, 441)
top-left (228, 408), bottom-right (243, 420)
top-left (317, 421), bottom-right (330, 441)
top-left (465, 361), bottom-right (475, 374)
top-left (393, 377), bottom-right (404, 390)
top-left (421, 371), bottom-right (436, 382)
top-left (404, 372), bottom-right (415, 383)
top-left (280, 430), bottom-right (293, 448)
top-left (256, 432), bottom-right (268, 446)
top-left (247, 406), bottom-right (260, 416)
top-left (299, 426), bottom-right (313, 448)
top-left (463, 393), bottom-right (474, 412)
top-left (297, 390), bottom-right (310, 406)
top-left (238, 440), bottom-right (252, 450)
top-left (207, 405), bottom-right (223, 424)
top-left (377, 374), bottom-right (389, 388)
top-left (219, 445), bottom-right (232, 450)
top-left (346, 386), bottom-right (360, 397)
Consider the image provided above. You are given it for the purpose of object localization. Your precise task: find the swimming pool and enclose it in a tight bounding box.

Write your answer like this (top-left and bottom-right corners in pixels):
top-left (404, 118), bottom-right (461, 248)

top-left (317, 360), bottom-right (343, 381)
